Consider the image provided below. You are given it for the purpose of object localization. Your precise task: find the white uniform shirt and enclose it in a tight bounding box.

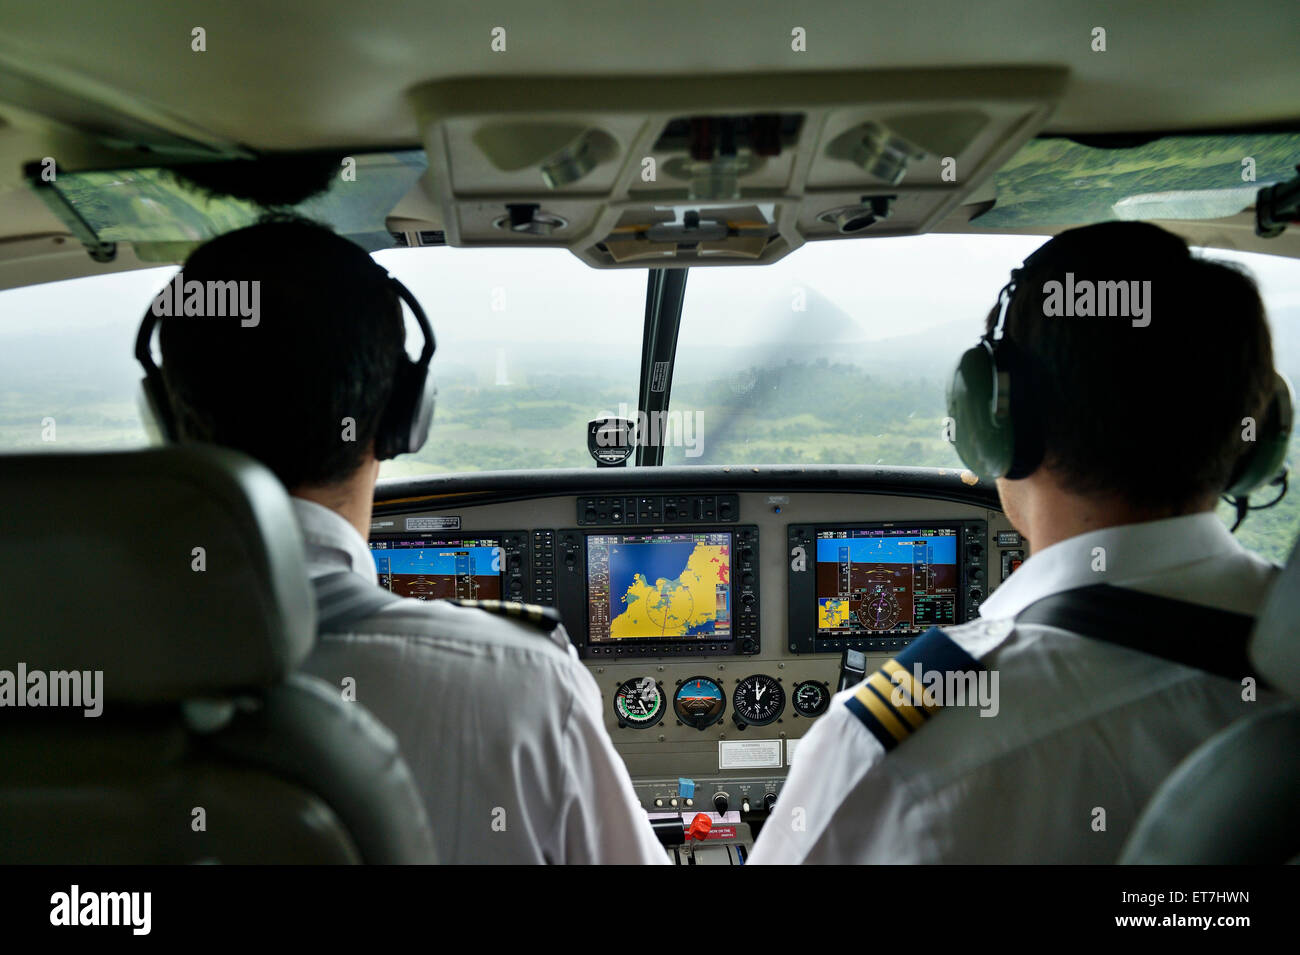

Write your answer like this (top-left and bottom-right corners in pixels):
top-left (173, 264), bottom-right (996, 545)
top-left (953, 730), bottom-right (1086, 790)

top-left (291, 498), bottom-right (667, 865)
top-left (750, 512), bottom-right (1278, 864)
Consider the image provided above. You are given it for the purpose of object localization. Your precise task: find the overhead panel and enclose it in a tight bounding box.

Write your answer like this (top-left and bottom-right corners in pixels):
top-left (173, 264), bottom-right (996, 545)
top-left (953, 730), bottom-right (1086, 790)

top-left (409, 68), bottom-right (1067, 268)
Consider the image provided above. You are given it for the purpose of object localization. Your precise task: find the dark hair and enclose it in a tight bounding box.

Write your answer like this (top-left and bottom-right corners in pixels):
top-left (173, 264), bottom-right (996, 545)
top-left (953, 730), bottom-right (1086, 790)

top-left (158, 218), bottom-right (405, 489)
top-left (987, 221), bottom-right (1275, 510)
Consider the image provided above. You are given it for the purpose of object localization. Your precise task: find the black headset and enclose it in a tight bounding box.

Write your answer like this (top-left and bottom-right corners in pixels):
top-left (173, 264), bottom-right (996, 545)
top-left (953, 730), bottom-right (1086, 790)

top-left (945, 268), bottom-right (1045, 481)
top-left (135, 268), bottom-right (437, 460)
top-left (946, 256), bottom-right (1293, 496)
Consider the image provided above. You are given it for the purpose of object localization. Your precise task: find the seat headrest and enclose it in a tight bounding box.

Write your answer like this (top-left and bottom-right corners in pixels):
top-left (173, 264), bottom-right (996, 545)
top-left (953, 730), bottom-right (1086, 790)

top-left (0, 446), bottom-right (315, 703)
top-left (1250, 532), bottom-right (1300, 699)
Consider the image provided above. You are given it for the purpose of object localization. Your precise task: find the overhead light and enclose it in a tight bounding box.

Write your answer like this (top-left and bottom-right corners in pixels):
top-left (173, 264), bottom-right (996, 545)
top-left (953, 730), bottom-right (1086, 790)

top-left (853, 122), bottom-right (926, 185)
top-left (540, 133), bottom-right (598, 189)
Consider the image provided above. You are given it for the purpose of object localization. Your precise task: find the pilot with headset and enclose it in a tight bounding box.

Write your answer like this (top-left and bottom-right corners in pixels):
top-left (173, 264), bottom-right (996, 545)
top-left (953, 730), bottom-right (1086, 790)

top-left (750, 221), bottom-right (1294, 864)
top-left (136, 216), bottom-right (667, 865)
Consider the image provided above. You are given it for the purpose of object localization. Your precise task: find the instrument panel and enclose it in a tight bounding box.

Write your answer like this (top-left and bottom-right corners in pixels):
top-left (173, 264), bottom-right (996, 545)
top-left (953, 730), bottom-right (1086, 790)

top-left (368, 476), bottom-right (1019, 854)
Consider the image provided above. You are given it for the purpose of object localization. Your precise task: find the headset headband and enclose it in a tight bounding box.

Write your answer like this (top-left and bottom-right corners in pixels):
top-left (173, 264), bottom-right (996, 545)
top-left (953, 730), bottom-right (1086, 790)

top-left (135, 271), bottom-right (436, 386)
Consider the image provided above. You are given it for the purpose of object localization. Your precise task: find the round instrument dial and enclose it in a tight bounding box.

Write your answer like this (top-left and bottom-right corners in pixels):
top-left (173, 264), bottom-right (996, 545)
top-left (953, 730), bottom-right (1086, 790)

top-left (674, 676), bottom-right (726, 730)
top-left (856, 572), bottom-right (902, 630)
top-left (613, 677), bottom-right (664, 728)
top-left (792, 680), bottom-right (830, 718)
top-left (733, 674), bottom-right (785, 727)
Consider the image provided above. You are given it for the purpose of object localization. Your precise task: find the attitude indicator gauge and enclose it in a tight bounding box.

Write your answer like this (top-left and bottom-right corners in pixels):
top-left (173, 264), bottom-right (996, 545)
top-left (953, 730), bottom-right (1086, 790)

top-left (792, 680), bottom-right (830, 718)
top-left (733, 674), bottom-right (785, 728)
top-left (674, 676), bottom-right (726, 730)
top-left (613, 677), bottom-right (665, 728)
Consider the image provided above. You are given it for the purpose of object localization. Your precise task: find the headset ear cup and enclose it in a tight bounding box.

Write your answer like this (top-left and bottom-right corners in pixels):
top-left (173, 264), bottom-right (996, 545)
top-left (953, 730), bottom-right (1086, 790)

top-left (373, 276), bottom-right (437, 460)
top-left (137, 376), bottom-right (174, 443)
top-left (374, 363), bottom-right (437, 460)
top-left (407, 373), bottom-right (437, 456)
top-left (1225, 371), bottom-right (1294, 496)
top-left (374, 364), bottom-right (416, 459)
top-left (948, 342), bottom-right (1015, 479)
top-left (999, 337), bottom-right (1044, 480)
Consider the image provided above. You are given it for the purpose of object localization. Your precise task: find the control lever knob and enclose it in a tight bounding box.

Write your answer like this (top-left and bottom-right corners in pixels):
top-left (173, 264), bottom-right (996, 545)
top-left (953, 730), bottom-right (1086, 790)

top-left (713, 792), bottom-right (729, 815)
top-left (685, 813), bottom-right (713, 842)
top-left (764, 792), bottom-right (778, 811)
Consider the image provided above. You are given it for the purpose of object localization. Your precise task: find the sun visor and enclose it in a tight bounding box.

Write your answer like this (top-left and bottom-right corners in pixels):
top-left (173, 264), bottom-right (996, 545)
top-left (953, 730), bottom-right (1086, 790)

top-left (24, 150), bottom-right (428, 261)
top-left (967, 132), bottom-right (1300, 231)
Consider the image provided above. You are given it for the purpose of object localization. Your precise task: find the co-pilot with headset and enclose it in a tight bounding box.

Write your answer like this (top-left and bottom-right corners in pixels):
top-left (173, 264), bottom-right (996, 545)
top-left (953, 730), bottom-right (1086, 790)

top-left (750, 221), bottom-right (1294, 865)
top-left (136, 216), bottom-right (666, 865)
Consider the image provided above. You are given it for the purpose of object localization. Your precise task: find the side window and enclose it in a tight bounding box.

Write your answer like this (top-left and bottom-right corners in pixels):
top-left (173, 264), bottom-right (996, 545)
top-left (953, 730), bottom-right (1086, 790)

top-left (1205, 250), bottom-right (1300, 563)
top-left (0, 267), bottom-right (176, 451)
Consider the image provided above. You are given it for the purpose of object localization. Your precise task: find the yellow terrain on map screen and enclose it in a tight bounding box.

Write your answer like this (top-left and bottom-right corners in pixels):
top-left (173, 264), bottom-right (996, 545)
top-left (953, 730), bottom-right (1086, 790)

top-left (586, 531), bottom-right (732, 642)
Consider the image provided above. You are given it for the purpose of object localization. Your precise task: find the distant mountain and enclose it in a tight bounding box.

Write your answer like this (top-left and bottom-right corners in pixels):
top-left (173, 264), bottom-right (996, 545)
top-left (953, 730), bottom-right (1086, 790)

top-left (751, 285), bottom-right (868, 344)
top-left (854, 317), bottom-right (975, 373)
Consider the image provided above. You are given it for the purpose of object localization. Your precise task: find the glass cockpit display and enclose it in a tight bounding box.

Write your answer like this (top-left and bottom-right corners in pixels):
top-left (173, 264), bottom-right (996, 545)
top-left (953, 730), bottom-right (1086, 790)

top-left (370, 536), bottom-right (505, 601)
top-left (815, 526), bottom-right (958, 635)
top-left (586, 531), bottom-right (732, 643)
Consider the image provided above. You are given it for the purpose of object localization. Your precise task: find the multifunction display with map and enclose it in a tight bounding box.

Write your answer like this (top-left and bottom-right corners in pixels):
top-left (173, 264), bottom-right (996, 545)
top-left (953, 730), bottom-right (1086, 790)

top-left (816, 527), bottom-right (958, 635)
top-left (587, 531), bottom-right (733, 642)
top-left (787, 520), bottom-right (986, 654)
top-left (370, 535), bottom-right (506, 601)
top-left (552, 524), bottom-right (761, 657)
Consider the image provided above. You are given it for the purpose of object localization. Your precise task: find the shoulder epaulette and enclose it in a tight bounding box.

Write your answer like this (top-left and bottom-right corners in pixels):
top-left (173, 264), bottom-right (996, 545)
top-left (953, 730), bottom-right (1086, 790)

top-left (448, 598), bottom-right (564, 635)
top-left (844, 626), bottom-right (984, 752)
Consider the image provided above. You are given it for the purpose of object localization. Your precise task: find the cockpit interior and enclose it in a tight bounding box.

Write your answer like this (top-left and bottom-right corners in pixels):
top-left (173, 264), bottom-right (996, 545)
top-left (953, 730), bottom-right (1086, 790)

top-left (1, 0), bottom-right (1299, 928)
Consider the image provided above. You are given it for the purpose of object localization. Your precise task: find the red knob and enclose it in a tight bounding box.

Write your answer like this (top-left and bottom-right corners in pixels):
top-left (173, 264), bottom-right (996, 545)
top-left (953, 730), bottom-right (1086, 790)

top-left (685, 813), bottom-right (713, 842)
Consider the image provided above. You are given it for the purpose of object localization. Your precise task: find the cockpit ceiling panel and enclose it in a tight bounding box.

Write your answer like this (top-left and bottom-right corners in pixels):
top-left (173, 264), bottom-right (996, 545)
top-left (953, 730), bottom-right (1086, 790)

top-left (409, 69), bottom-right (1066, 267)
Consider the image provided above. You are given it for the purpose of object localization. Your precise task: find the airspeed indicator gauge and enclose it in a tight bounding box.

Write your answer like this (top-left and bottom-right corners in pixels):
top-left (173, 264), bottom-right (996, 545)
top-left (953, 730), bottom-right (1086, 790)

top-left (614, 677), bottom-right (664, 728)
top-left (733, 674), bottom-right (785, 728)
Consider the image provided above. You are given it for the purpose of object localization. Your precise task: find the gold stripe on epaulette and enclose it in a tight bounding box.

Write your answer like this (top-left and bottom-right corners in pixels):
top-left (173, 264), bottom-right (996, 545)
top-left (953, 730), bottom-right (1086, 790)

top-left (867, 671), bottom-right (926, 729)
top-left (852, 684), bottom-right (910, 743)
top-left (883, 659), bottom-right (940, 715)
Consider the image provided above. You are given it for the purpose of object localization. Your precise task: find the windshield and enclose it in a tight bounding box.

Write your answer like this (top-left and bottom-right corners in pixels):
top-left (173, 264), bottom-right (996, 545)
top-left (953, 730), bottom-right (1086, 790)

top-left (2, 234), bottom-right (1297, 559)
top-left (667, 234), bottom-right (1043, 470)
top-left (667, 236), bottom-right (1300, 561)
top-left (374, 247), bottom-right (644, 475)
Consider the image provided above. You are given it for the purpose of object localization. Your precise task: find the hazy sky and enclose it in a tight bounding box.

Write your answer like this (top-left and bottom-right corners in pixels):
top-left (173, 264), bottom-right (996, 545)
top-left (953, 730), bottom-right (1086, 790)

top-left (3, 233), bottom-right (1299, 354)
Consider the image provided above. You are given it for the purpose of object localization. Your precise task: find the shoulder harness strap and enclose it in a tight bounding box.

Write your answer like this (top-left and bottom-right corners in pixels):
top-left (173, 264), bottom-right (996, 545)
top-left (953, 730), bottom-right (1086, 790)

top-left (1015, 583), bottom-right (1262, 684)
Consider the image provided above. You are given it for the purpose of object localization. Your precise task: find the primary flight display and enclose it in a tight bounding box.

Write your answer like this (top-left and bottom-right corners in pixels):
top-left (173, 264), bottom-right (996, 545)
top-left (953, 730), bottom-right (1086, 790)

top-left (370, 536), bottom-right (505, 600)
top-left (815, 527), bottom-right (958, 635)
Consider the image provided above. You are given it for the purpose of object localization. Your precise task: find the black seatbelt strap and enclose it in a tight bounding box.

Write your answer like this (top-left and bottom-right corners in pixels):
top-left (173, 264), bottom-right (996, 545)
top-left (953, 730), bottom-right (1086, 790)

top-left (312, 571), bottom-right (404, 633)
top-left (1015, 583), bottom-right (1263, 684)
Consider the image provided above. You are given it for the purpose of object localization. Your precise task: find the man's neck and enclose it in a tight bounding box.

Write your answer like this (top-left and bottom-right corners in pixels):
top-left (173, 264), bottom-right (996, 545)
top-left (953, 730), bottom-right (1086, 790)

top-left (292, 461), bottom-right (379, 541)
top-left (1007, 474), bottom-right (1215, 556)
